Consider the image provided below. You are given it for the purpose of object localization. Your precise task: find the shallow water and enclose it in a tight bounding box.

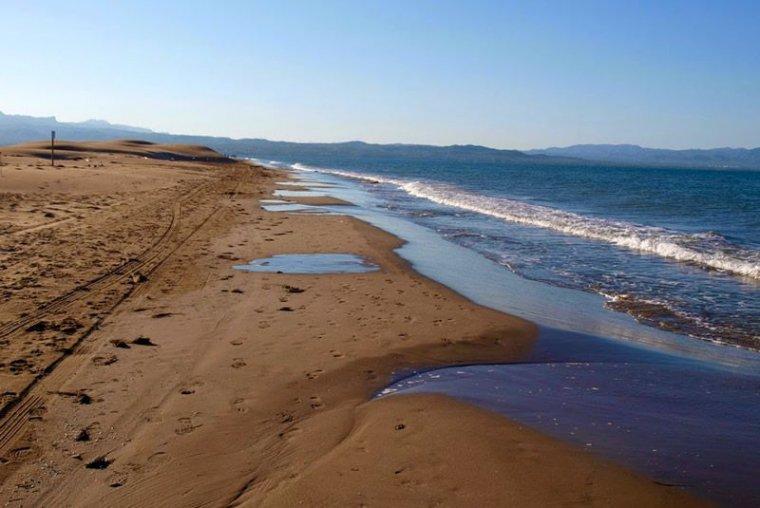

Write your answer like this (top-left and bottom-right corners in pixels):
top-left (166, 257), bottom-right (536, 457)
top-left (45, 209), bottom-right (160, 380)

top-left (260, 203), bottom-right (325, 213)
top-left (379, 327), bottom-right (760, 506)
top-left (234, 253), bottom-right (378, 274)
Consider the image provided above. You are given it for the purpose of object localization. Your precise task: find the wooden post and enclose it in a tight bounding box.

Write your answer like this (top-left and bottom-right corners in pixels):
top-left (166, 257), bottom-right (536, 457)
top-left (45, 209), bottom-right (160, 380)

top-left (51, 130), bottom-right (56, 166)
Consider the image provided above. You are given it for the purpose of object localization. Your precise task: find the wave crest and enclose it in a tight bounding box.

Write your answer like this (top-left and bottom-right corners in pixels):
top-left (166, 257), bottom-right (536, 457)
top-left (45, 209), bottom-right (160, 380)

top-left (292, 163), bottom-right (760, 280)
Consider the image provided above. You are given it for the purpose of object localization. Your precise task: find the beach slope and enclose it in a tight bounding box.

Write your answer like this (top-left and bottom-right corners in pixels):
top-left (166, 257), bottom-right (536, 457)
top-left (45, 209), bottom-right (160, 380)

top-left (0, 141), bottom-right (699, 506)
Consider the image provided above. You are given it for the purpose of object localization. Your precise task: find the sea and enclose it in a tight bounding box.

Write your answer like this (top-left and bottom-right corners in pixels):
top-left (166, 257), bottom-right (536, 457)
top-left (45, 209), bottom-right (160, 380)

top-left (248, 152), bottom-right (760, 505)
top-left (256, 154), bottom-right (759, 350)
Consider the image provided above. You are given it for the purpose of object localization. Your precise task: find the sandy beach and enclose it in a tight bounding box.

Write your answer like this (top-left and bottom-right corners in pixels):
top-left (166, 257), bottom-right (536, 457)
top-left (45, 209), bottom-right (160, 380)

top-left (0, 141), bottom-right (701, 506)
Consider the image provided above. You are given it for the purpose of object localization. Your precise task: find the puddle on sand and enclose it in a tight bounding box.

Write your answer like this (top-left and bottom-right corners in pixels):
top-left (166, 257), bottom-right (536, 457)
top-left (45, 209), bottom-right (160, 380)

top-left (261, 203), bottom-right (326, 213)
top-left (234, 253), bottom-right (379, 274)
top-left (260, 197), bottom-right (329, 213)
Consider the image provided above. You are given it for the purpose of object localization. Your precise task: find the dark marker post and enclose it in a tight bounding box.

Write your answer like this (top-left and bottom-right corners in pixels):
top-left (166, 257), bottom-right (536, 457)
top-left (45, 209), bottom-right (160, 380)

top-left (51, 130), bottom-right (56, 166)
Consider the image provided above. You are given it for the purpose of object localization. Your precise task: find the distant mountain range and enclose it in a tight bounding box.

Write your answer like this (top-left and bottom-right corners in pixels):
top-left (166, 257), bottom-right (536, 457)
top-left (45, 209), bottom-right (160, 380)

top-left (527, 144), bottom-right (760, 170)
top-left (0, 111), bottom-right (580, 167)
top-left (0, 111), bottom-right (152, 146)
top-left (1, 110), bottom-right (758, 169)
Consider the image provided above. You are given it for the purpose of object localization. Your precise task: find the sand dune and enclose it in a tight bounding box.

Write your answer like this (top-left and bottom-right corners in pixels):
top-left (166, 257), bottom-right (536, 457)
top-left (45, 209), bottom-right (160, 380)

top-left (2, 139), bottom-right (233, 163)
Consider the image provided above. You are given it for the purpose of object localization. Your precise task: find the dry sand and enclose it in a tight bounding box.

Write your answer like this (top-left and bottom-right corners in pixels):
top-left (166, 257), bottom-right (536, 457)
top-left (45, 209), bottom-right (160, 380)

top-left (0, 141), bottom-right (701, 506)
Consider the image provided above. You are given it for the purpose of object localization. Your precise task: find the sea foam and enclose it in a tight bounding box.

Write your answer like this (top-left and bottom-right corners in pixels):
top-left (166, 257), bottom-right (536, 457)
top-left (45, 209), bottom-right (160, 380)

top-left (292, 163), bottom-right (760, 280)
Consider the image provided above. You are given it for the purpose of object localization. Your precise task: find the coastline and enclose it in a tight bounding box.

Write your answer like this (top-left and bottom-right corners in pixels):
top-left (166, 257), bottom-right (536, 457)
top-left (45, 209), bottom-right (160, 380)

top-left (0, 143), bottom-right (700, 505)
top-left (278, 160), bottom-right (759, 351)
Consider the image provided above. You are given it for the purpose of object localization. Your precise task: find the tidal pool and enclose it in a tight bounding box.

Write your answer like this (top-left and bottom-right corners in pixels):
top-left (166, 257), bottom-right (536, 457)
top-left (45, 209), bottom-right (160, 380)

top-left (234, 253), bottom-right (379, 274)
top-left (260, 203), bottom-right (325, 213)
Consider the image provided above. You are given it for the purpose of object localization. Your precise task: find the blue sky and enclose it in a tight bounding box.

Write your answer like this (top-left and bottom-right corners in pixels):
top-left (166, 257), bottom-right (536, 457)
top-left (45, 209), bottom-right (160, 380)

top-left (1, 0), bottom-right (758, 148)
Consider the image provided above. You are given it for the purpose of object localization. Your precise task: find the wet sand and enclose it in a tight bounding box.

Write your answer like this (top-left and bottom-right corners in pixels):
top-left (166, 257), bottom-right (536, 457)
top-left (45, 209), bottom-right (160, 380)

top-left (0, 141), bottom-right (700, 505)
top-left (280, 195), bottom-right (353, 206)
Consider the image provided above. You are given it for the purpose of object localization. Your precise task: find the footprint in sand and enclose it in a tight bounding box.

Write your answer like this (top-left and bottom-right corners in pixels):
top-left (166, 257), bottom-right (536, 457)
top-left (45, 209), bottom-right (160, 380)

top-left (278, 427), bottom-right (302, 440)
top-left (92, 354), bottom-right (118, 366)
top-left (309, 396), bottom-right (323, 409)
top-left (232, 398), bottom-right (248, 414)
top-left (231, 358), bottom-right (246, 369)
top-left (131, 336), bottom-right (157, 346)
top-left (109, 478), bottom-right (126, 488)
top-left (147, 451), bottom-right (167, 464)
top-left (175, 417), bottom-right (202, 435)
top-left (9, 447), bottom-right (33, 461)
top-left (85, 455), bottom-right (113, 469)
top-left (52, 390), bottom-right (93, 405)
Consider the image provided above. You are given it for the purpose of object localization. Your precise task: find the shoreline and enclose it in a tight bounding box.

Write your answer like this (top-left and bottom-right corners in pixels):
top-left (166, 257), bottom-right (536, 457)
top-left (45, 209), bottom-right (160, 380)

top-left (285, 166), bottom-right (760, 370)
top-left (282, 166), bottom-right (759, 505)
top-left (0, 143), bottom-right (700, 505)
top-left (279, 161), bottom-right (759, 351)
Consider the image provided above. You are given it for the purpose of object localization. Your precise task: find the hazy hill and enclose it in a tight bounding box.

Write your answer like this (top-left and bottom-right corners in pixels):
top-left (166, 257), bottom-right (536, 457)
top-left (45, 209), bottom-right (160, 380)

top-left (161, 138), bottom-right (577, 165)
top-left (0, 111), bottom-right (154, 146)
top-left (0, 111), bottom-right (579, 166)
top-left (527, 144), bottom-right (760, 169)
top-left (2, 111), bottom-right (758, 169)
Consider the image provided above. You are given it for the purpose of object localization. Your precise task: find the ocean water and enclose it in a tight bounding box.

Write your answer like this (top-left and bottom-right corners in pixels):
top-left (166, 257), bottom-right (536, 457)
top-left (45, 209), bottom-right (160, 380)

top-left (251, 158), bottom-right (760, 505)
top-left (254, 155), bottom-right (759, 350)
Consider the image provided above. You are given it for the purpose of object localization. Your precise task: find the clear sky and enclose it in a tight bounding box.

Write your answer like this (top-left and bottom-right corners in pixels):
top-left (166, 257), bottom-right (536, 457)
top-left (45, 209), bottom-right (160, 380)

top-left (1, 0), bottom-right (758, 149)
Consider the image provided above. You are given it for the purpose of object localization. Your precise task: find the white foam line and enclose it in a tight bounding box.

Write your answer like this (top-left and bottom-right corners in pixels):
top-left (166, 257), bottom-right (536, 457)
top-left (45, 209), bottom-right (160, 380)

top-left (290, 163), bottom-right (760, 280)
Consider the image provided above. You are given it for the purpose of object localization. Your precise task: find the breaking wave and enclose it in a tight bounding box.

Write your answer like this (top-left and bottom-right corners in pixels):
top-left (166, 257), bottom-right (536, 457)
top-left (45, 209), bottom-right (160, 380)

top-left (292, 163), bottom-right (760, 280)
